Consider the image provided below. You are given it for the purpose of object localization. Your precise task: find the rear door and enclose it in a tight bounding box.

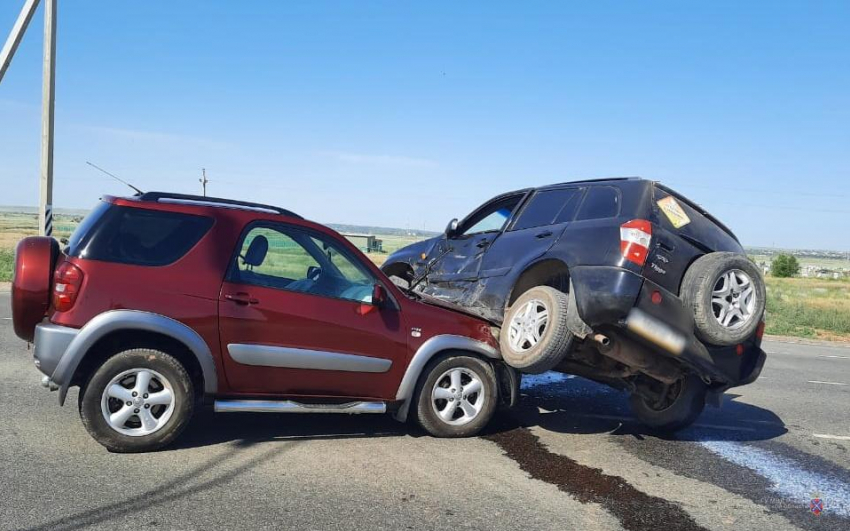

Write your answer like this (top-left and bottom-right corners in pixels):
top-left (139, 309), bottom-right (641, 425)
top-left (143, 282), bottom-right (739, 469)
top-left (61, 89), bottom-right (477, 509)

top-left (218, 222), bottom-right (408, 399)
top-left (479, 187), bottom-right (584, 276)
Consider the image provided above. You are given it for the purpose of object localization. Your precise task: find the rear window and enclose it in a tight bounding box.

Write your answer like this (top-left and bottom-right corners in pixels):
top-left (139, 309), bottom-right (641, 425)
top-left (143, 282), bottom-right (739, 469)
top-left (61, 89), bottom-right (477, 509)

top-left (67, 203), bottom-right (213, 266)
top-left (512, 188), bottom-right (580, 230)
top-left (575, 186), bottom-right (620, 220)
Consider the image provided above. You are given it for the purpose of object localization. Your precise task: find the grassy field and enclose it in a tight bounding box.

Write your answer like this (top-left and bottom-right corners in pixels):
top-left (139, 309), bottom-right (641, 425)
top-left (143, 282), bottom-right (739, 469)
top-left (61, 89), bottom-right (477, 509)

top-left (764, 276), bottom-right (850, 341)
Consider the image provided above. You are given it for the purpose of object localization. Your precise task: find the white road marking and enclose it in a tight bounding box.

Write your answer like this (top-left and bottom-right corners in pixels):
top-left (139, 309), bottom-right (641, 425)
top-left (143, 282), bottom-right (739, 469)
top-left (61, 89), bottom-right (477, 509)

top-left (820, 355), bottom-right (850, 360)
top-left (1, 317), bottom-right (11, 320)
top-left (813, 434), bottom-right (850, 441)
top-left (701, 440), bottom-right (850, 517)
top-left (807, 380), bottom-right (847, 386)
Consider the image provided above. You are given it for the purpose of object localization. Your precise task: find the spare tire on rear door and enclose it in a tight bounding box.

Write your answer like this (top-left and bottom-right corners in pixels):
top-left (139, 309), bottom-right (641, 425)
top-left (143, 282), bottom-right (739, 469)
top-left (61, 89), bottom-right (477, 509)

top-left (681, 252), bottom-right (765, 346)
top-left (499, 286), bottom-right (573, 374)
top-left (11, 236), bottom-right (59, 342)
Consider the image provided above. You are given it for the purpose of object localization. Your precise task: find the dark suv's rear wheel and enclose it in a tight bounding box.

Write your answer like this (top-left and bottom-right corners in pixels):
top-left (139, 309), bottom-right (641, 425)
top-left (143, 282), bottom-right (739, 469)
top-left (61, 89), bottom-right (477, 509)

top-left (629, 375), bottom-right (707, 432)
top-left (79, 349), bottom-right (194, 453)
top-left (499, 286), bottom-right (573, 374)
top-left (681, 253), bottom-right (766, 346)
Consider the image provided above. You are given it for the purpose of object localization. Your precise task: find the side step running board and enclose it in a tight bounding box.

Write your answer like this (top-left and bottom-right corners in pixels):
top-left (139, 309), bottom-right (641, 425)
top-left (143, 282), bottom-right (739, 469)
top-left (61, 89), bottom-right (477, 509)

top-left (214, 399), bottom-right (386, 414)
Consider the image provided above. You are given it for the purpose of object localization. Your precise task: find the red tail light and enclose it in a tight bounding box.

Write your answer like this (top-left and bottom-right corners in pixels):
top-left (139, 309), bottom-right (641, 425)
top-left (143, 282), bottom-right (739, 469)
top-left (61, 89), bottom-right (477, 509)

top-left (620, 219), bottom-right (653, 266)
top-left (53, 262), bottom-right (84, 312)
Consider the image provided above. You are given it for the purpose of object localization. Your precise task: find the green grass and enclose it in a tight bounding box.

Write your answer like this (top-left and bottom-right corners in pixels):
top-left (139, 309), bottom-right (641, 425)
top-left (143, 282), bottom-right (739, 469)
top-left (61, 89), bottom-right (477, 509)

top-left (764, 276), bottom-right (850, 340)
top-left (0, 248), bottom-right (13, 283)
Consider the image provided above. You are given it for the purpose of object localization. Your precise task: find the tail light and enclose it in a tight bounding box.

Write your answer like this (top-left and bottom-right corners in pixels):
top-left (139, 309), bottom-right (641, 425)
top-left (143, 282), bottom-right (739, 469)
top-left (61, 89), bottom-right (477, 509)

top-left (620, 219), bottom-right (653, 266)
top-left (53, 262), bottom-right (84, 312)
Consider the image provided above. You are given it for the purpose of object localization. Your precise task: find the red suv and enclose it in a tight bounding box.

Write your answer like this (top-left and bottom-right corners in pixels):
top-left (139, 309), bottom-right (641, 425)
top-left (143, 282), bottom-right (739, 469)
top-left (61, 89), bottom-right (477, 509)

top-left (12, 192), bottom-right (519, 452)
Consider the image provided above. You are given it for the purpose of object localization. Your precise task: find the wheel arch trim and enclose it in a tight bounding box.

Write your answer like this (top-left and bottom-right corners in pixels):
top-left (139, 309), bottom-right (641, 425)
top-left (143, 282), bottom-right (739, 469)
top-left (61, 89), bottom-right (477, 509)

top-left (393, 334), bottom-right (500, 422)
top-left (52, 310), bottom-right (218, 405)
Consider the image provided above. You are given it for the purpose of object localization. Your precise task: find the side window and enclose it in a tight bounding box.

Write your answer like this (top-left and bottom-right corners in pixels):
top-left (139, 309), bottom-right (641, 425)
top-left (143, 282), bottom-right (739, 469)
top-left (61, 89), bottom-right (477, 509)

top-left (512, 188), bottom-right (579, 231)
top-left (68, 204), bottom-right (213, 266)
top-left (460, 196), bottom-right (523, 236)
top-left (231, 224), bottom-right (377, 303)
top-left (238, 228), bottom-right (319, 281)
top-left (575, 186), bottom-right (620, 220)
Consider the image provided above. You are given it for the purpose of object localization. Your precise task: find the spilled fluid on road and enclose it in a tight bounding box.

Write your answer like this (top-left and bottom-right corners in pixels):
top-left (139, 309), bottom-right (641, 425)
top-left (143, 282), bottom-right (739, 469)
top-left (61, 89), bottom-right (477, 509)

top-left (485, 427), bottom-right (707, 531)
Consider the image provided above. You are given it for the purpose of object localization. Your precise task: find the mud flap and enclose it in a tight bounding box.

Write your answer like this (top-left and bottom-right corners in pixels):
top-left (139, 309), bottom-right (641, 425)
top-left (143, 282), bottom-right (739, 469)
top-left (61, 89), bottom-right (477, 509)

top-left (566, 280), bottom-right (593, 339)
top-left (498, 363), bottom-right (521, 409)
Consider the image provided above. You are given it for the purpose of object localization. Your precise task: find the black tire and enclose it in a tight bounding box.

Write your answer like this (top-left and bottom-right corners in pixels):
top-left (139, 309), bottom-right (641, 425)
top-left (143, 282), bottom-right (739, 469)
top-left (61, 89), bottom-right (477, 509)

top-left (79, 349), bottom-right (194, 453)
top-left (413, 353), bottom-right (498, 438)
top-left (681, 252), bottom-right (766, 346)
top-left (499, 286), bottom-right (573, 374)
top-left (629, 375), bottom-right (707, 432)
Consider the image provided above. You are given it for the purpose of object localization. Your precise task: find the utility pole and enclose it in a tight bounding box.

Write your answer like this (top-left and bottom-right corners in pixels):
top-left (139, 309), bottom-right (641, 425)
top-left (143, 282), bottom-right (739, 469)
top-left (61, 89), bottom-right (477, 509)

top-left (199, 168), bottom-right (208, 197)
top-left (40, 0), bottom-right (57, 236)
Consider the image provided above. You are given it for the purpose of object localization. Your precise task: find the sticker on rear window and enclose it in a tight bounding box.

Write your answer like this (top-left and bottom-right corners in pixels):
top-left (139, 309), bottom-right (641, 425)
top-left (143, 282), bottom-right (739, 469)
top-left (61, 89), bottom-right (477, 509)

top-left (657, 196), bottom-right (691, 228)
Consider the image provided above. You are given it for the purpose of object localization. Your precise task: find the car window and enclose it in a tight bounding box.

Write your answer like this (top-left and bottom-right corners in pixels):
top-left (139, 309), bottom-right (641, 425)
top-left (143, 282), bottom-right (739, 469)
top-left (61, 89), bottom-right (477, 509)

top-left (67, 204), bottom-right (213, 266)
top-left (512, 188), bottom-right (580, 230)
top-left (460, 196), bottom-right (523, 236)
top-left (231, 224), bottom-right (376, 303)
top-left (575, 186), bottom-right (620, 220)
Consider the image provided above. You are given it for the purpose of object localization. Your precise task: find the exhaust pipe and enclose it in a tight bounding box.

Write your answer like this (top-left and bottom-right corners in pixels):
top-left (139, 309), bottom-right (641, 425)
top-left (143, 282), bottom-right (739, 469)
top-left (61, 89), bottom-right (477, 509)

top-left (590, 333), bottom-right (611, 351)
top-left (589, 332), bottom-right (680, 384)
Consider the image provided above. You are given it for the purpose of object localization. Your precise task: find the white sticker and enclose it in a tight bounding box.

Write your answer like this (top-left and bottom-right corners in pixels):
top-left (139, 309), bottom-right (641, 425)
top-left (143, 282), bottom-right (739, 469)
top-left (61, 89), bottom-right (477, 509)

top-left (657, 196), bottom-right (691, 229)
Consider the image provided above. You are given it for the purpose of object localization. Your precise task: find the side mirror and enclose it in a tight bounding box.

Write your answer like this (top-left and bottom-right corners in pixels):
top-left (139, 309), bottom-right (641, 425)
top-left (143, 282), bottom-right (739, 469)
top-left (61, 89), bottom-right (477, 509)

top-left (445, 218), bottom-right (459, 238)
top-left (372, 284), bottom-right (388, 307)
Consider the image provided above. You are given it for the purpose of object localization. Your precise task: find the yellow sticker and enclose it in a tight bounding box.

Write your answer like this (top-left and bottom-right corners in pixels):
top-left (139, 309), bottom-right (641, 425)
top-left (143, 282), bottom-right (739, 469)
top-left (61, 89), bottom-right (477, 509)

top-left (657, 196), bottom-right (691, 228)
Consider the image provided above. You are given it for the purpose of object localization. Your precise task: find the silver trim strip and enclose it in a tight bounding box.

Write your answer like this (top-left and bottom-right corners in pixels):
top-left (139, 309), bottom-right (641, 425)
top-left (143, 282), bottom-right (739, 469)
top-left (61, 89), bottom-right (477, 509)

top-left (227, 344), bottom-right (392, 373)
top-left (393, 334), bottom-right (500, 422)
top-left (214, 399), bottom-right (386, 414)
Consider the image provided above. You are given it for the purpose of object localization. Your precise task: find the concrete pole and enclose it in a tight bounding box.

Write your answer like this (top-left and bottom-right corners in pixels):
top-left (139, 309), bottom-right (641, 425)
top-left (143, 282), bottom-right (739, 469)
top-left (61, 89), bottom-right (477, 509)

top-left (0, 0), bottom-right (41, 84)
top-left (39, 0), bottom-right (56, 236)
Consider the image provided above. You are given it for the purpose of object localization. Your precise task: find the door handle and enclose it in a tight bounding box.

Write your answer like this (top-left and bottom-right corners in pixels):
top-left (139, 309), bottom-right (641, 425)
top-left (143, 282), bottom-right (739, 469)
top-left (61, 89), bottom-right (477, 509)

top-left (535, 231), bottom-right (553, 239)
top-left (225, 293), bottom-right (259, 305)
top-left (476, 240), bottom-right (491, 248)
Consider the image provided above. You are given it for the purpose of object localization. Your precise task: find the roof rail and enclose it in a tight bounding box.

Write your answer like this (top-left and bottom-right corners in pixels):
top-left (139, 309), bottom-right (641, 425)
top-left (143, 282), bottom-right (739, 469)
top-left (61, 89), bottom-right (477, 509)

top-left (138, 192), bottom-right (302, 218)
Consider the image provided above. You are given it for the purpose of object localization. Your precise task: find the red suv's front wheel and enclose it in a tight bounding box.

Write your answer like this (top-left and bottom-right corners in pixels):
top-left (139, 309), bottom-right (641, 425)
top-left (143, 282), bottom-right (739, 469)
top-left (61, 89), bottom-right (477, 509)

top-left (413, 354), bottom-right (498, 438)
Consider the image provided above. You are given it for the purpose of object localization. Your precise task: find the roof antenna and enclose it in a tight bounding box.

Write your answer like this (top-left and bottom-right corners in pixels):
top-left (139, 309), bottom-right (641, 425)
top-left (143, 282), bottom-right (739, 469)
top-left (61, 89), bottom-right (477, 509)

top-left (85, 161), bottom-right (144, 195)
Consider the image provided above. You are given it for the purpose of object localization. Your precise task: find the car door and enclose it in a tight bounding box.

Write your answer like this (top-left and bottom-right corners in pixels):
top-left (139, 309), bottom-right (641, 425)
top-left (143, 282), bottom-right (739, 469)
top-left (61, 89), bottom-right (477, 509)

top-left (479, 187), bottom-right (585, 276)
top-left (218, 221), bottom-right (408, 399)
top-left (427, 192), bottom-right (527, 284)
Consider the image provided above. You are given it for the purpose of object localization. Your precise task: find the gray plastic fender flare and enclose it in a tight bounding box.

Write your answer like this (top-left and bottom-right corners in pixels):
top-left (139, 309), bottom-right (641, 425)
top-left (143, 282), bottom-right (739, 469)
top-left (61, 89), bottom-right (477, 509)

top-left (52, 310), bottom-right (218, 405)
top-left (393, 334), bottom-right (501, 422)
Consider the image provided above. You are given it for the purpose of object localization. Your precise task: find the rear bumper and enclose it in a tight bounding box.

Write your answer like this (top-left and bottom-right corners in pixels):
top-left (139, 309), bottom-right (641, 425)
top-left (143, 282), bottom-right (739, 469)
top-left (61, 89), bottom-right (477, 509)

top-left (626, 279), bottom-right (766, 388)
top-left (32, 321), bottom-right (78, 384)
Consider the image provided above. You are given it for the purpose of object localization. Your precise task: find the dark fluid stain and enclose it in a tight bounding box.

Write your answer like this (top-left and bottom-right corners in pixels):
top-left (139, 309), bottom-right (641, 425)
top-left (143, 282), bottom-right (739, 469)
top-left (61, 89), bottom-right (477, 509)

top-left (484, 427), bottom-right (707, 531)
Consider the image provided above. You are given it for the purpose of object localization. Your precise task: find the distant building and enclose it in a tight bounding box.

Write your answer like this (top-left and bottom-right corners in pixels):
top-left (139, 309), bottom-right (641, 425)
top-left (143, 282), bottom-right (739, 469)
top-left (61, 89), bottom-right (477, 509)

top-left (342, 233), bottom-right (383, 253)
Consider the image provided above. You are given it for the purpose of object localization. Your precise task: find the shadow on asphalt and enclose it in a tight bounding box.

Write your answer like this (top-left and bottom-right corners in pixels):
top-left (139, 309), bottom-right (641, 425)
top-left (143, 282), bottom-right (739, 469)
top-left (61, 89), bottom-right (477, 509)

top-left (484, 377), bottom-right (787, 443)
top-left (173, 376), bottom-right (785, 450)
top-left (172, 409), bottom-right (410, 450)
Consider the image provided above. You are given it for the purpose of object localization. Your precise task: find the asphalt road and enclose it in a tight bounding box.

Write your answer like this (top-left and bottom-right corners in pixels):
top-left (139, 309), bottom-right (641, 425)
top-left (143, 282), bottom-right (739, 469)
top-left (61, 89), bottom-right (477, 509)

top-left (1, 291), bottom-right (848, 531)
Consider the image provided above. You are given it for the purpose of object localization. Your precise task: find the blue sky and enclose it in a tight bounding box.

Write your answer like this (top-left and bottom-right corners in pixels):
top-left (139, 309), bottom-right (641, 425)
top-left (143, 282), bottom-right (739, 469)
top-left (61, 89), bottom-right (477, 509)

top-left (1, 1), bottom-right (848, 250)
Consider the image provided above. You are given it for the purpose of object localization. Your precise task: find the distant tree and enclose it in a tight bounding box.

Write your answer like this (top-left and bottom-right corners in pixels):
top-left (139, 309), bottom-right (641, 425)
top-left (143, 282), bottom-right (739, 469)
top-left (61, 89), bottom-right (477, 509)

top-left (771, 254), bottom-right (800, 278)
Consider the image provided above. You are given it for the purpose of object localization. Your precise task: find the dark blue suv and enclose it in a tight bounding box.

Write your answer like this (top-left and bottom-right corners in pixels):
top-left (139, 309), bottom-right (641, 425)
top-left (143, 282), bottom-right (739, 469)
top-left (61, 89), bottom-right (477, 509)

top-left (383, 178), bottom-right (767, 432)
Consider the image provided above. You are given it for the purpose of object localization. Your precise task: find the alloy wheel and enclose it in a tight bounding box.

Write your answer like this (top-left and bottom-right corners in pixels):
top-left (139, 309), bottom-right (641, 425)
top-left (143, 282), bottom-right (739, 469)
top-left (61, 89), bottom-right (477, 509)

top-left (430, 368), bottom-right (486, 426)
top-left (711, 269), bottom-right (756, 330)
top-left (100, 368), bottom-right (176, 437)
